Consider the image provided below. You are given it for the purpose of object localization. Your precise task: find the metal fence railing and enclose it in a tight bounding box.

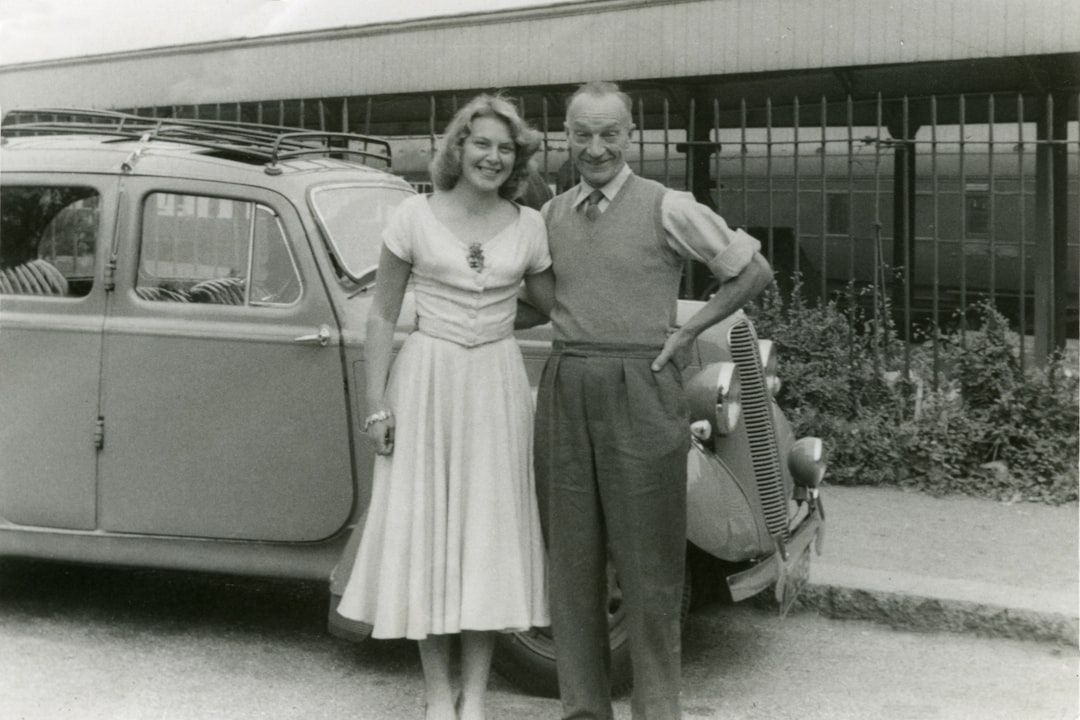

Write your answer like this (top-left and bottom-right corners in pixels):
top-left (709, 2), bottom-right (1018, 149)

top-left (110, 90), bottom-right (1079, 371)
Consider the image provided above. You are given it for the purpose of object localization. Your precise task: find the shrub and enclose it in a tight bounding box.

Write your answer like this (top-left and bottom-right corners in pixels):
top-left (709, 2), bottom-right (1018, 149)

top-left (748, 285), bottom-right (1078, 505)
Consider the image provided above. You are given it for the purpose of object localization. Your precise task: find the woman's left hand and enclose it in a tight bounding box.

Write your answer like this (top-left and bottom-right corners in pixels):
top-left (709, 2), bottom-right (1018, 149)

top-left (370, 417), bottom-right (396, 455)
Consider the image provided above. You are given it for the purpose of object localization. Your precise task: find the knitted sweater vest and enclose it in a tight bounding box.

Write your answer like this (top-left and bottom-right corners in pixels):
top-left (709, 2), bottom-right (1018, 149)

top-left (546, 174), bottom-right (683, 345)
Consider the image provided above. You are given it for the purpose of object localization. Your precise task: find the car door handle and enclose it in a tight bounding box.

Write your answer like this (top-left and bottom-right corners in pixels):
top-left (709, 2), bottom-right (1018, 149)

top-left (294, 324), bottom-right (332, 347)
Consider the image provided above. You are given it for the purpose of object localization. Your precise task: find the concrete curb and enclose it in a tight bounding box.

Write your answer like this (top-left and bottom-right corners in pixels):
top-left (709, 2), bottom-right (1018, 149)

top-left (800, 566), bottom-right (1079, 646)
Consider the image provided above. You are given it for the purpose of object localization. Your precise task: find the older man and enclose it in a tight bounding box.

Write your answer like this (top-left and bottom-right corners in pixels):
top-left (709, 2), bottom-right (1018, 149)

top-left (536, 81), bottom-right (773, 720)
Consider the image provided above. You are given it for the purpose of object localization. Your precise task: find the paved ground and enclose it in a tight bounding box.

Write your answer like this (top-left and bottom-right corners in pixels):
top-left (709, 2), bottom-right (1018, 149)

top-left (804, 484), bottom-right (1079, 643)
top-left (0, 560), bottom-right (1075, 720)
top-left (1, 483), bottom-right (1077, 719)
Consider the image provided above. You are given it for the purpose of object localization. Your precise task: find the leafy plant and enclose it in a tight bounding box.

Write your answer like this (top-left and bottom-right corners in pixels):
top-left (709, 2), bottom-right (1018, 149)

top-left (748, 284), bottom-right (1078, 504)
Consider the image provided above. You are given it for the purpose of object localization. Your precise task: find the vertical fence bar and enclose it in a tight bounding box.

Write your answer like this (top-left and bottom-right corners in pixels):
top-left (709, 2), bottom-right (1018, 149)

top-left (873, 93), bottom-right (884, 360)
top-left (541, 96), bottom-right (550, 179)
top-left (318, 99), bottom-right (326, 131)
top-left (713, 99), bottom-right (721, 214)
top-left (819, 96), bottom-right (828, 304)
top-left (256, 102), bottom-right (263, 125)
top-left (844, 95), bottom-right (857, 377)
top-left (1017, 94), bottom-right (1027, 371)
top-left (341, 97), bottom-right (348, 133)
top-left (364, 97), bottom-right (372, 135)
top-left (278, 100), bottom-right (285, 127)
top-left (766, 97), bottom-right (774, 262)
top-left (299, 99), bottom-right (306, 128)
top-left (793, 97), bottom-right (802, 276)
top-left (845, 95), bottom-right (858, 379)
top-left (988, 94), bottom-right (996, 302)
top-left (662, 97), bottom-right (671, 188)
top-left (428, 95), bottom-right (437, 154)
top-left (687, 98), bottom-right (698, 299)
top-left (902, 96), bottom-right (912, 379)
top-left (688, 97), bottom-right (696, 195)
top-left (235, 102), bottom-right (241, 123)
top-left (930, 95), bottom-right (940, 389)
top-left (959, 94), bottom-right (968, 345)
top-left (637, 98), bottom-right (646, 176)
top-left (740, 99), bottom-right (748, 227)
top-left (846, 95), bottom-right (855, 288)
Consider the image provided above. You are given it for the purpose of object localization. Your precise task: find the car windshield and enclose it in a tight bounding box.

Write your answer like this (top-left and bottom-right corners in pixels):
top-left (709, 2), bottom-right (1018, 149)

top-left (309, 183), bottom-right (412, 283)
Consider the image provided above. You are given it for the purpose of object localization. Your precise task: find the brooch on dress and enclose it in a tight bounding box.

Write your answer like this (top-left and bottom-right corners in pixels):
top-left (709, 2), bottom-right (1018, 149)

top-left (467, 243), bottom-right (485, 272)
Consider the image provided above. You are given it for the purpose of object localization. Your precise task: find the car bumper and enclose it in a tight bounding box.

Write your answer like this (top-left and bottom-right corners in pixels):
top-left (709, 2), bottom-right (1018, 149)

top-left (724, 498), bottom-right (824, 607)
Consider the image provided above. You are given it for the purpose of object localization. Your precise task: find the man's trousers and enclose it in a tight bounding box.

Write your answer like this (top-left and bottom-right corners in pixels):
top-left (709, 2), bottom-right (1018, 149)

top-left (535, 342), bottom-right (689, 720)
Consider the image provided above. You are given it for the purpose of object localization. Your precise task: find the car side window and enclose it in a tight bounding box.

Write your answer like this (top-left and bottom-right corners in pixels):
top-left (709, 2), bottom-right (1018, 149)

top-left (0, 185), bottom-right (99, 297)
top-left (136, 192), bottom-right (300, 306)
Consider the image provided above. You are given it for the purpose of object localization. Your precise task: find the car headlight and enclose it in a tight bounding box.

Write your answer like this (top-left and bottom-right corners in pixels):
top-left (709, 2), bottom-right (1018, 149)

top-left (758, 339), bottom-right (781, 397)
top-left (788, 437), bottom-right (826, 488)
top-left (686, 361), bottom-right (741, 438)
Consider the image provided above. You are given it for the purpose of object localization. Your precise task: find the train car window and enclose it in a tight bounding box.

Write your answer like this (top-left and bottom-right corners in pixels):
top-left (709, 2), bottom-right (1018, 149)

top-left (0, 185), bottom-right (98, 297)
top-left (965, 193), bottom-right (990, 235)
top-left (826, 193), bottom-right (850, 235)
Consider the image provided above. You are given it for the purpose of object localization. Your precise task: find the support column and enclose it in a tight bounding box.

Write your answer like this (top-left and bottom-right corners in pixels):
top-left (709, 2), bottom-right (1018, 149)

top-left (1033, 91), bottom-right (1070, 363)
top-left (887, 115), bottom-right (920, 346)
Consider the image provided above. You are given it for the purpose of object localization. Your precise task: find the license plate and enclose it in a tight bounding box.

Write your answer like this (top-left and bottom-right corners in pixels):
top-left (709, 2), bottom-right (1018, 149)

top-left (779, 541), bottom-right (812, 617)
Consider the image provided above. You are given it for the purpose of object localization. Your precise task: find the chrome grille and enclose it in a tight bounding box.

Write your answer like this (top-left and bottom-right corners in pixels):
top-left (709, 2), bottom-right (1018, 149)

top-left (729, 320), bottom-right (788, 540)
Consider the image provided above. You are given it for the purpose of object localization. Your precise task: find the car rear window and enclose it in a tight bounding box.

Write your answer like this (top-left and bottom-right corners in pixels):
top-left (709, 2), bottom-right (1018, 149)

top-left (136, 192), bottom-right (301, 306)
top-left (0, 185), bottom-right (99, 297)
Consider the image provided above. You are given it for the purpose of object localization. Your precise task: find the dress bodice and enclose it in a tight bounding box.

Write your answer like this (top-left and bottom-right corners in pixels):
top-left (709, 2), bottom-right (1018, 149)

top-left (383, 194), bottom-right (550, 347)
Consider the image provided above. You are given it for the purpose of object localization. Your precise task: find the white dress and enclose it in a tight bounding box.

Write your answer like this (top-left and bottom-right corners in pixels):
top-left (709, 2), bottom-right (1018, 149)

top-left (337, 194), bottom-right (551, 639)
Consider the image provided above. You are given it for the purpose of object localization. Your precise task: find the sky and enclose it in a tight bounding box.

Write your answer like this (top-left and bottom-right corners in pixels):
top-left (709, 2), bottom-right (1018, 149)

top-left (0, 0), bottom-right (574, 65)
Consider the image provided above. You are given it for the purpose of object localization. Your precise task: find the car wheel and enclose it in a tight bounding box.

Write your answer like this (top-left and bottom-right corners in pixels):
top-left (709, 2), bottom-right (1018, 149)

top-left (492, 562), bottom-right (692, 698)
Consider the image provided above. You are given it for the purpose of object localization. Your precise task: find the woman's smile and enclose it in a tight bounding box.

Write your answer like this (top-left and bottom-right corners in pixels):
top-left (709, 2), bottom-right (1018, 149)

top-left (460, 116), bottom-right (516, 191)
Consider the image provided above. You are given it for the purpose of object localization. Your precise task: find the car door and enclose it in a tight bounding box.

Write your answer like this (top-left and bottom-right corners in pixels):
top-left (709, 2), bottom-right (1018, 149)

top-left (97, 178), bottom-right (353, 542)
top-left (0, 176), bottom-right (114, 530)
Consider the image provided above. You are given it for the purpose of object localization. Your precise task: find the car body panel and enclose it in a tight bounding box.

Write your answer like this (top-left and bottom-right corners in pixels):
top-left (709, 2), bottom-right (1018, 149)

top-left (94, 176), bottom-right (354, 542)
top-left (0, 172), bottom-right (116, 530)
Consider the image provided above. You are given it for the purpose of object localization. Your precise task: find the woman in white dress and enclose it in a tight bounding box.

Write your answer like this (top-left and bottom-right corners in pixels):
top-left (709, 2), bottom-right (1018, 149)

top-left (337, 95), bottom-right (554, 720)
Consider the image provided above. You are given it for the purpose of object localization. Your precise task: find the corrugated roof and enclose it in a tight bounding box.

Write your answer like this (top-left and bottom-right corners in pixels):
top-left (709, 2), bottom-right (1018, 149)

top-left (1, 0), bottom-right (1078, 111)
top-left (0, 0), bottom-right (582, 66)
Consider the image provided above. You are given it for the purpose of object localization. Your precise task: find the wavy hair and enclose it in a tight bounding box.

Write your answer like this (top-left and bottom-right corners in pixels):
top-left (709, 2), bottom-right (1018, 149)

top-left (429, 93), bottom-right (541, 200)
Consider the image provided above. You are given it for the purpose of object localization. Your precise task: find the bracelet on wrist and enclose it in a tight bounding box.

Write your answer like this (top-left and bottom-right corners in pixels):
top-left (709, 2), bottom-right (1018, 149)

top-left (363, 410), bottom-right (393, 432)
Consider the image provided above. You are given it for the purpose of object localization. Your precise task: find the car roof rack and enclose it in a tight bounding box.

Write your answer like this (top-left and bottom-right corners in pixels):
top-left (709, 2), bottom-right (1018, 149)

top-left (0, 107), bottom-right (392, 173)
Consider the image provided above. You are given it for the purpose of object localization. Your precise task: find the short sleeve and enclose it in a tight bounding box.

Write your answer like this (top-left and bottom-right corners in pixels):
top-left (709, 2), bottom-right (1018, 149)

top-left (381, 195), bottom-right (417, 263)
top-left (662, 190), bottom-right (761, 282)
top-left (521, 207), bottom-right (552, 275)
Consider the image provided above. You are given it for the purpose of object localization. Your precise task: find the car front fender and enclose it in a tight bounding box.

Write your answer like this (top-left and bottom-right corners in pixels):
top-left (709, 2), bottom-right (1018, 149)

top-left (686, 441), bottom-right (773, 562)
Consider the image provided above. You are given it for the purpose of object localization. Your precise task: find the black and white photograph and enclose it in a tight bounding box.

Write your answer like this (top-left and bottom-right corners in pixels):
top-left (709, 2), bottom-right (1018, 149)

top-left (0, 1), bottom-right (1077, 718)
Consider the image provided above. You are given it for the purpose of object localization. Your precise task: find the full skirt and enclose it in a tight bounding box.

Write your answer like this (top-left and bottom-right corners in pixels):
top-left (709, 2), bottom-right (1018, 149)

top-left (337, 331), bottom-right (549, 639)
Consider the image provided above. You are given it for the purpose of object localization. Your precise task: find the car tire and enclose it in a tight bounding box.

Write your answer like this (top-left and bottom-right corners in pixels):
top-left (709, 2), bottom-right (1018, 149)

top-left (492, 563), bottom-right (692, 698)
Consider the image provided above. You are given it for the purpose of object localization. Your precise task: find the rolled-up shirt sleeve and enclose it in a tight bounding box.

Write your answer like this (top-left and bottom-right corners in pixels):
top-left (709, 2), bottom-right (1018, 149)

top-left (662, 190), bottom-right (761, 282)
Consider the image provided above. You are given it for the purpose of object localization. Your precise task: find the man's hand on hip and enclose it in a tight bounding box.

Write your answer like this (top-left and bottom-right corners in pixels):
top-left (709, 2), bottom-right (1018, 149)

top-left (652, 328), bottom-right (694, 372)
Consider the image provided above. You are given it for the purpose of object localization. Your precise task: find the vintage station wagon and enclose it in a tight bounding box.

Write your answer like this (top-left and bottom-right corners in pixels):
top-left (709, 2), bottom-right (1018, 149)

top-left (0, 110), bottom-right (824, 695)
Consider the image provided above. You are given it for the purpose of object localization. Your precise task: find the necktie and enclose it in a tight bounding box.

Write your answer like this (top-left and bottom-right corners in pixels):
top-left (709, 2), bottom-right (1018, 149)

top-left (584, 189), bottom-right (604, 221)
